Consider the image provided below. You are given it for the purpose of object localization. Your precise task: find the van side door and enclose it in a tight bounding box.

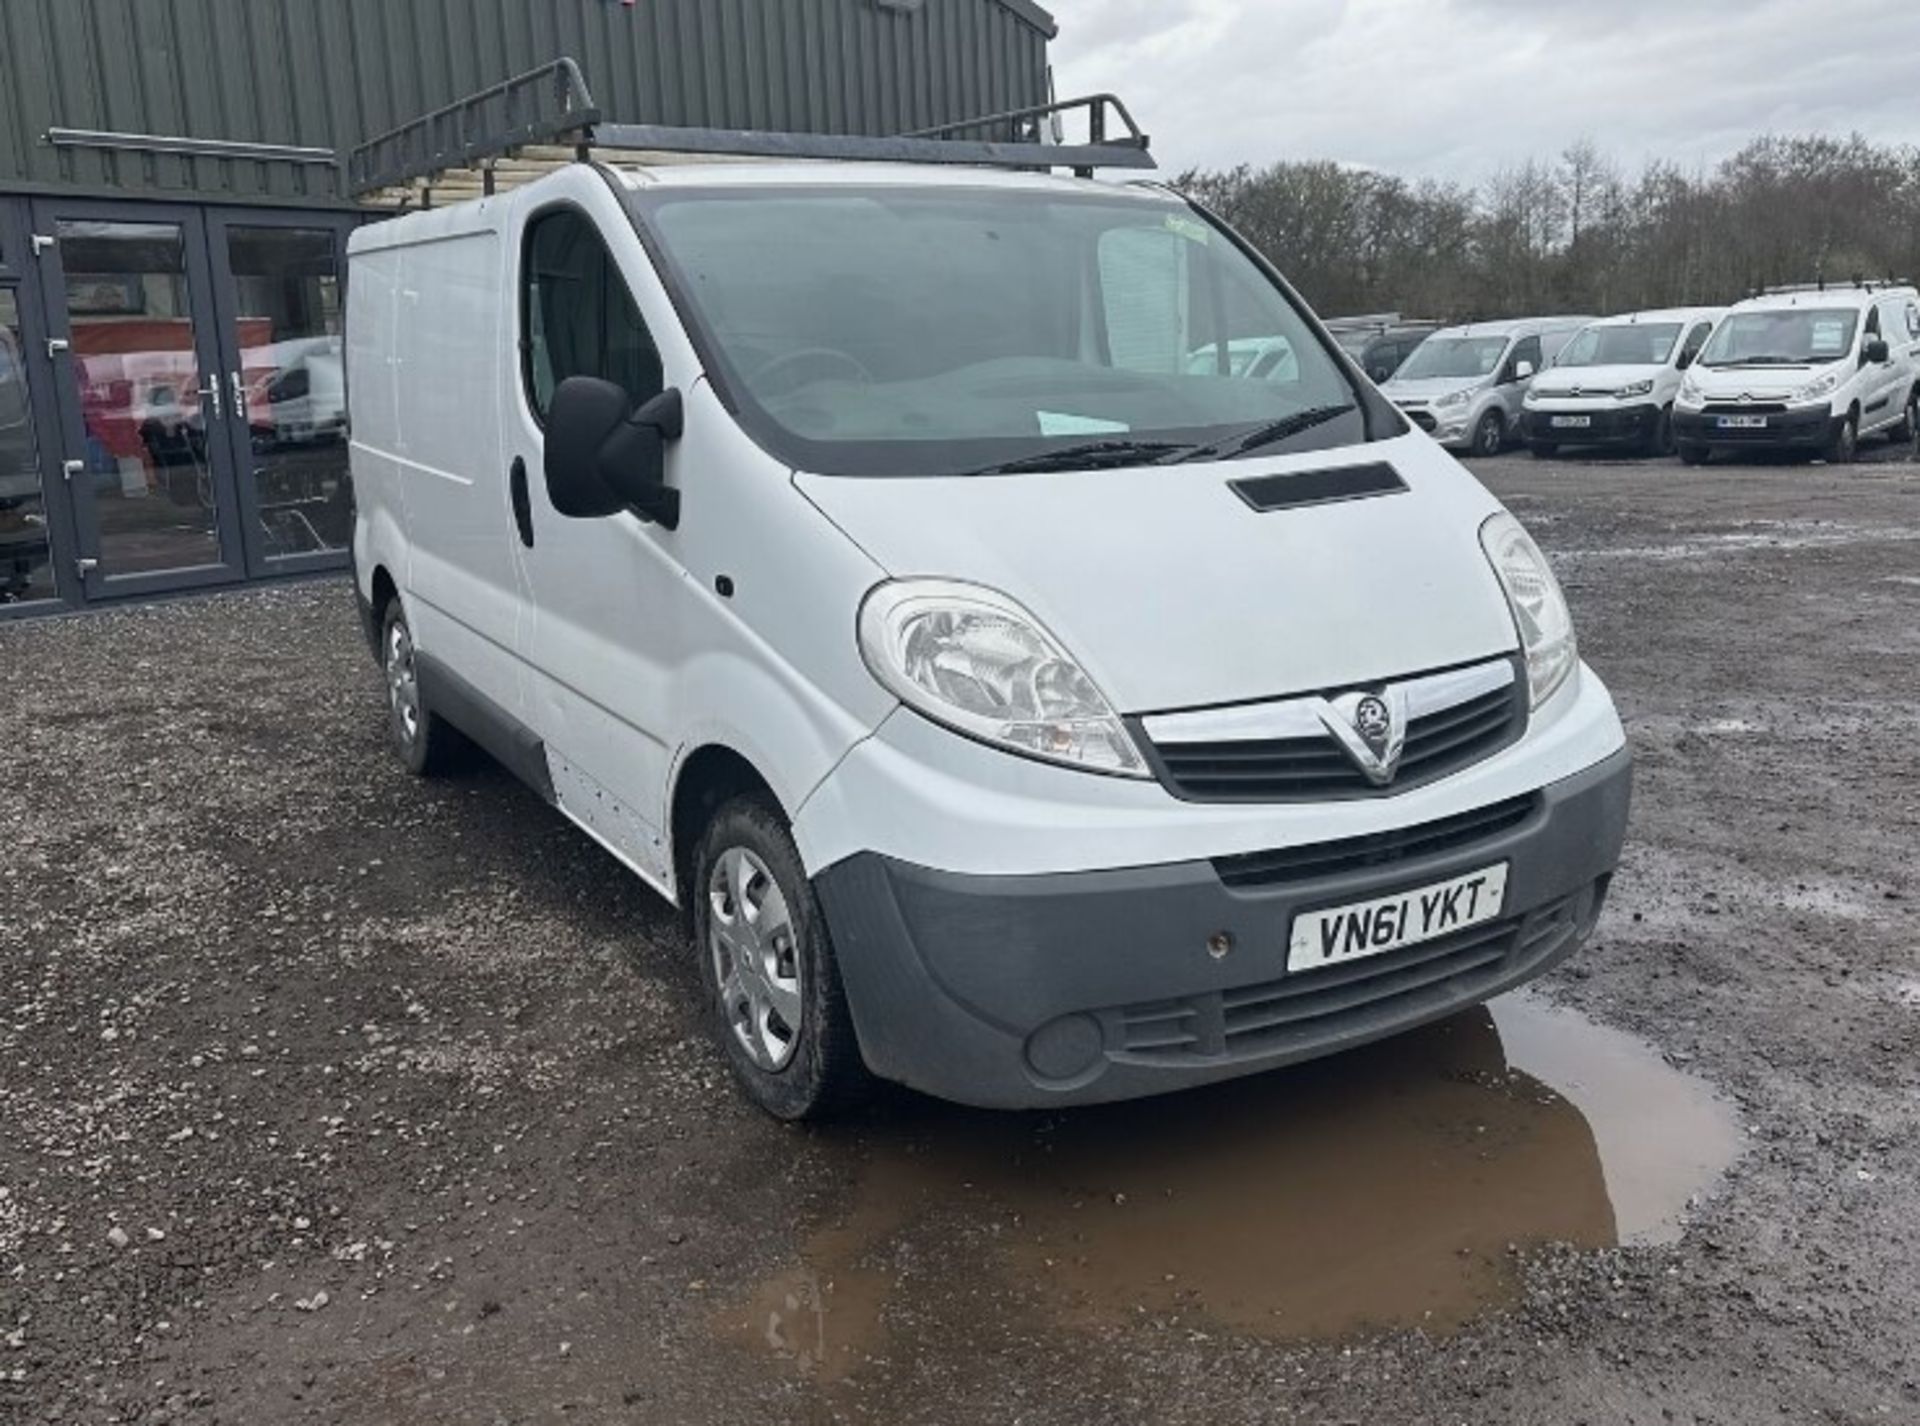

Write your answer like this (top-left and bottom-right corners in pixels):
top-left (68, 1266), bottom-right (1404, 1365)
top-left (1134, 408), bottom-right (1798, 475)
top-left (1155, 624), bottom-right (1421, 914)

top-left (1863, 301), bottom-right (1904, 432)
top-left (502, 191), bottom-right (690, 891)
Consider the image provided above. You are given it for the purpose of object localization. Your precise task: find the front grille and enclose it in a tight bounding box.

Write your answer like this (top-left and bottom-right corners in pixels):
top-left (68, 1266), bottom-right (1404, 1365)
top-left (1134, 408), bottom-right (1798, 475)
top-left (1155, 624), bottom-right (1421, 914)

top-left (1145, 670), bottom-right (1525, 803)
top-left (1113, 891), bottom-right (1584, 1064)
top-left (1702, 402), bottom-right (1788, 414)
top-left (1212, 793), bottom-right (1538, 890)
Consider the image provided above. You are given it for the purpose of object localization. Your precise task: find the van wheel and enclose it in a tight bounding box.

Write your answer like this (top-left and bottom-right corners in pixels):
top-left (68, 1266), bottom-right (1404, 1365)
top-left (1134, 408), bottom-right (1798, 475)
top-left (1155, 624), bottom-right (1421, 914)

top-left (1823, 413), bottom-right (1858, 466)
top-left (1471, 411), bottom-right (1505, 457)
top-left (380, 601), bottom-right (463, 776)
top-left (693, 797), bottom-right (868, 1121)
top-left (1892, 390), bottom-right (1918, 444)
top-left (1678, 443), bottom-right (1710, 466)
top-left (1529, 441), bottom-right (1558, 459)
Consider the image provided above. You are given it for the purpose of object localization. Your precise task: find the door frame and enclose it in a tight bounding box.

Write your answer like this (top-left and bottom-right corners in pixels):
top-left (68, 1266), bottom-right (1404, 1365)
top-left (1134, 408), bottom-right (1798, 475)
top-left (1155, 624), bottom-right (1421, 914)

top-left (201, 205), bottom-right (360, 579)
top-left (1, 195), bottom-right (82, 614)
top-left (29, 196), bottom-right (249, 602)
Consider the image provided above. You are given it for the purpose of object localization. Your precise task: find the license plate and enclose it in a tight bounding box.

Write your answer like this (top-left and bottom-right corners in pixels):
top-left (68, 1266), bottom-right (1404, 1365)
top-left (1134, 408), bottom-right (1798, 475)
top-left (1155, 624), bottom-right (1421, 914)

top-left (1549, 415), bottom-right (1591, 428)
top-left (1717, 415), bottom-right (1768, 429)
top-left (1287, 864), bottom-right (1509, 974)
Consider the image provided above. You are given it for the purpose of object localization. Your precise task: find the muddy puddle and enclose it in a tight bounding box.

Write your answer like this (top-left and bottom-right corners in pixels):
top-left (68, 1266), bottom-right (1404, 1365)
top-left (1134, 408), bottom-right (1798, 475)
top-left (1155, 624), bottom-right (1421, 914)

top-left (721, 994), bottom-right (1742, 1379)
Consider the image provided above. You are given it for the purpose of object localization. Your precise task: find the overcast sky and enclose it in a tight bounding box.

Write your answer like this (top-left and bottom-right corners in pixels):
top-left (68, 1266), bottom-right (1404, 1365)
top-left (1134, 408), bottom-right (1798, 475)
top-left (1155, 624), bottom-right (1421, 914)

top-left (1049, 0), bottom-right (1920, 185)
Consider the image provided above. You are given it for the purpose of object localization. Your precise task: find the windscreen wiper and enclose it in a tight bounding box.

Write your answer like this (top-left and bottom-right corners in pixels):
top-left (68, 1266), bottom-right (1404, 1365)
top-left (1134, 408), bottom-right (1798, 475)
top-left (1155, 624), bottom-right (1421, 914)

top-left (1710, 355), bottom-right (1803, 366)
top-left (959, 439), bottom-right (1195, 477)
top-left (1165, 404), bottom-right (1357, 464)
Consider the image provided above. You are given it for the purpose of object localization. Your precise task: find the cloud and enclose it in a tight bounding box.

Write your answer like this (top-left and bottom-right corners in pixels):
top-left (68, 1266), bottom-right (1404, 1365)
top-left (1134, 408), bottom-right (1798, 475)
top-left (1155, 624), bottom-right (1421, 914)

top-left (1048, 0), bottom-right (1920, 182)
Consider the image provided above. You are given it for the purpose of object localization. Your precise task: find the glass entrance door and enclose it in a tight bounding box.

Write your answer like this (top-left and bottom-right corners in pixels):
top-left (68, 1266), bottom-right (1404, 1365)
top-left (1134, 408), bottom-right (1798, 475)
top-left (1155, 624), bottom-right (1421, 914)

top-left (32, 203), bottom-right (245, 598)
top-left (205, 212), bottom-right (356, 575)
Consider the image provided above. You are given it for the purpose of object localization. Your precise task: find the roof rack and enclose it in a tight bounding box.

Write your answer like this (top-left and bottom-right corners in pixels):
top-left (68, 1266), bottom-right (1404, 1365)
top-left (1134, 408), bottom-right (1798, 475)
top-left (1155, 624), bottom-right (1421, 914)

top-left (1760, 278), bottom-right (1914, 296)
top-left (349, 58), bottom-right (1153, 209)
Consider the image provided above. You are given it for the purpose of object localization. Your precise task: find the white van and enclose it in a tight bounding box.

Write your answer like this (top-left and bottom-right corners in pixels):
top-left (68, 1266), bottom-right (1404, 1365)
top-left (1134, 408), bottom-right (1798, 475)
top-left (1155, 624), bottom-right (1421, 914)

top-left (348, 155), bottom-right (1632, 1118)
top-left (1520, 307), bottom-right (1724, 457)
top-left (1380, 317), bottom-right (1594, 456)
top-left (1673, 283), bottom-right (1920, 464)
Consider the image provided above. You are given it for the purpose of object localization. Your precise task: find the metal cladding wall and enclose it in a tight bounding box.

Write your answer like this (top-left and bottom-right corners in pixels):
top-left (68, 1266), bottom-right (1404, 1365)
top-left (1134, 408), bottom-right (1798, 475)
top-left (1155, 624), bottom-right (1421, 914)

top-left (0, 0), bottom-right (1056, 207)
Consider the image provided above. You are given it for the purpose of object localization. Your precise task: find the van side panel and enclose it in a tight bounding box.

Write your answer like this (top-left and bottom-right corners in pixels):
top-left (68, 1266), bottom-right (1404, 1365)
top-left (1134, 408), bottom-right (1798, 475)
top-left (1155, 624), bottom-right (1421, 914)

top-left (346, 243), bottom-right (406, 602)
top-left (387, 230), bottom-right (520, 715)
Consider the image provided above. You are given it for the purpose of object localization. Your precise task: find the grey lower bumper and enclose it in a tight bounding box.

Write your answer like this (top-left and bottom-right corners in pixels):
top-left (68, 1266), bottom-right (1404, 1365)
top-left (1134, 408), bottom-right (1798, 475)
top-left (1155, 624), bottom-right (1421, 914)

top-left (814, 748), bottom-right (1632, 1109)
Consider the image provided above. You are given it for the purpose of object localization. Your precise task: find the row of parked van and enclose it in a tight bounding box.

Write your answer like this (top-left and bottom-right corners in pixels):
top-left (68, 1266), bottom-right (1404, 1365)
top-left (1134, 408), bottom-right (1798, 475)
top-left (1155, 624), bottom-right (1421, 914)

top-left (1372, 281), bottom-right (1920, 464)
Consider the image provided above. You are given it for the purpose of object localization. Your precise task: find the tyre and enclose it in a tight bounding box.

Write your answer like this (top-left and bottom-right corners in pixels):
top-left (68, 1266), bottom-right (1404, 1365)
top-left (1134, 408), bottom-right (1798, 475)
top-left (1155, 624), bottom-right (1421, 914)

top-left (1645, 406), bottom-right (1675, 457)
top-left (1471, 410), bottom-right (1505, 457)
top-left (1823, 413), bottom-right (1858, 466)
top-left (1892, 390), bottom-right (1918, 445)
top-left (1529, 442), bottom-right (1558, 459)
top-left (379, 599), bottom-right (465, 776)
top-left (1677, 443), bottom-right (1710, 466)
top-left (693, 796), bottom-right (869, 1121)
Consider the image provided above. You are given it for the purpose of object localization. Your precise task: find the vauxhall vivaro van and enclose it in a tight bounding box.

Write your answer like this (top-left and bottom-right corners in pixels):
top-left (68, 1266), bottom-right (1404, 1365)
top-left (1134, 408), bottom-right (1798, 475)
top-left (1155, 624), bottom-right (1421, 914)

top-left (349, 143), bottom-right (1631, 1119)
top-left (1673, 282), bottom-right (1920, 464)
top-left (1521, 307), bottom-right (1724, 457)
top-left (1381, 317), bottom-right (1595, 456)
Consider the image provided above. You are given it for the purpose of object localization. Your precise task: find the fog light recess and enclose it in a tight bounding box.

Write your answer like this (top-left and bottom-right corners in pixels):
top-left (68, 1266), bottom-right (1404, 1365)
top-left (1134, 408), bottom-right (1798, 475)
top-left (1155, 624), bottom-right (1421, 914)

top-left (1024, 1013), bottom-right (1105, 1082)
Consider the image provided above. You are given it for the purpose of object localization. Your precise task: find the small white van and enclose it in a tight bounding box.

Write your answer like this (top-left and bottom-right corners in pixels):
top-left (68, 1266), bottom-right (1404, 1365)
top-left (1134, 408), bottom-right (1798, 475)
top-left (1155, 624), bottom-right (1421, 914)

top-left (1673, 282), bottom-right (1920, 464)
top-left (1521, 307), bottom-right (1724, 457)
top-left (348, 145), bottom-right (1631, 1118)
top-left (1380, 317), bottom-right (1595, 457)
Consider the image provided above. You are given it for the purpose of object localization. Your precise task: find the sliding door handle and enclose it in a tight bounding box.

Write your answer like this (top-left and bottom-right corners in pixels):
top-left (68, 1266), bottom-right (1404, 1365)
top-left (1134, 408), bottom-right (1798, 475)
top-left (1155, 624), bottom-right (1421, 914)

top-left (508, 457), bottom-right (534, 548)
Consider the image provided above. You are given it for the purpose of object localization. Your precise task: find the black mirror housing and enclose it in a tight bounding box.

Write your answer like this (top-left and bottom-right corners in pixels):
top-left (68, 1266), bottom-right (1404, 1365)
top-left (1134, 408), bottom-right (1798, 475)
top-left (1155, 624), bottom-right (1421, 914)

top-left (1863, 337), bottom-right (1890, 365)
top-left (544, 377), bottom-right (684, 530)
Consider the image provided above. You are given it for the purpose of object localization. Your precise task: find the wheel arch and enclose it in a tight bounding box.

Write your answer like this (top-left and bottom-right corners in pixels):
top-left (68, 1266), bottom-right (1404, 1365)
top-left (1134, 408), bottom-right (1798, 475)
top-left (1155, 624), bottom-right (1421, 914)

top-left (670, 743), bottom-right (784, 921)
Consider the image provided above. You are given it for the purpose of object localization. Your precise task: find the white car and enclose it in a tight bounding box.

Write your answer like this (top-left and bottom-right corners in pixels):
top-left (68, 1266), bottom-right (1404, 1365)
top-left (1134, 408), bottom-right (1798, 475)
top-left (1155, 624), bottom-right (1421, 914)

top-left (1521, 307), bottom-right (1724, 457)
top-left (348, 155), bottom-right (1631, 1118)
top-left (1381, 317), bottom-right (1595, 456)
top-left (1673, 282), bottom-right (1920, 464)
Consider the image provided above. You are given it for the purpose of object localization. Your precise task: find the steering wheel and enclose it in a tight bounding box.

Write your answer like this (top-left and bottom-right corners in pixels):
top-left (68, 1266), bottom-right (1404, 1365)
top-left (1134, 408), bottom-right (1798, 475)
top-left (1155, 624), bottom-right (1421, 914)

top-left (750, 347), bottom-right (873, 394)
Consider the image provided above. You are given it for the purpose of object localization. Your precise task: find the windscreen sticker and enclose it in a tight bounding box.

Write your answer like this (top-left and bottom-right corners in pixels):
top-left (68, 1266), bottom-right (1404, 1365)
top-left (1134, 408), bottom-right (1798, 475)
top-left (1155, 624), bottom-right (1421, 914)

top-left (1037, 410), bottom-right (1130, 436)
top-left (1810, 320), bottom-right (1848, 357)
top-left (1164, 213), bottom-right (1212, 244)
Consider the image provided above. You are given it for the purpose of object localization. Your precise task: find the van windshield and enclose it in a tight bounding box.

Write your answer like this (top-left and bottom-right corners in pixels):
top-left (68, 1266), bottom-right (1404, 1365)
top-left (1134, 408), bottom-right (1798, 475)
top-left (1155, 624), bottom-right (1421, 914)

top-left (1699, 308), bottom-right (1858, 367)
top-left (1556, 323), bottom-right (1682, 367)
top-left (639, 187), bottom-right (1368, 476)
top-left (1393, 336), bottom-right (1508, 381)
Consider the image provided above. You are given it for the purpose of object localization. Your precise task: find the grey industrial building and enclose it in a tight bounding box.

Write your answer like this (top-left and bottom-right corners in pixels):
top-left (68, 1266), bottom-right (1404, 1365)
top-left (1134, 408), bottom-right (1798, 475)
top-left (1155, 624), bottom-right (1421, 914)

top-left (0, 0), bottom-right (1055, 615)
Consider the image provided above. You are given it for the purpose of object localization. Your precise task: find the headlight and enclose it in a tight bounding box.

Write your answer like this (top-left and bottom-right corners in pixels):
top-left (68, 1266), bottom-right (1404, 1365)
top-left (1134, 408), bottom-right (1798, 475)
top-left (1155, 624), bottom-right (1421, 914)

top-left (1676, 375), bottom-right (1705, 409)
top-left (1791, 370), bottom-right (1840, 404)
top-left (1479, 512), bottom-right (1577, 709)
top-left (857, 579), bottom-right (1148, 777)
top-left (1436, 388), bottom-right (1472, 408)
top-left (1614, 379), bottom-right (1654, 399)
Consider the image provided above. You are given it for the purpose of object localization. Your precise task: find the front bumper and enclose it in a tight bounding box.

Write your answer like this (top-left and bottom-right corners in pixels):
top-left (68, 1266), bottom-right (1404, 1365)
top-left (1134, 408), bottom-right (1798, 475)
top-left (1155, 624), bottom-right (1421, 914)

top-left (1674, 405), bottom-right (1837, 449)
top-left (1522, 402), bottom-right (1661, 447)
top-left (814, 747), bottom-right (1631, 1109)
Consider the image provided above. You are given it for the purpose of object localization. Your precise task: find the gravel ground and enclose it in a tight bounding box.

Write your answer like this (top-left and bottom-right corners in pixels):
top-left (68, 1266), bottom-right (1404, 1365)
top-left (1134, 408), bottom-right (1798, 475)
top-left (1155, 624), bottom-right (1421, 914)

top-left (2, 444), bottom-right (1917, 1425)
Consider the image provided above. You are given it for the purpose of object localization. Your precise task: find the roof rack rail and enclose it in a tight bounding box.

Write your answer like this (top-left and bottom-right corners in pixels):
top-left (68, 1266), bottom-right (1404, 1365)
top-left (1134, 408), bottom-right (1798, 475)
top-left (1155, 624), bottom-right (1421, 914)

top-left (349, 59), bottom-right (1154, 207)
top-left (1760, 278), bottom-right (1914, 296)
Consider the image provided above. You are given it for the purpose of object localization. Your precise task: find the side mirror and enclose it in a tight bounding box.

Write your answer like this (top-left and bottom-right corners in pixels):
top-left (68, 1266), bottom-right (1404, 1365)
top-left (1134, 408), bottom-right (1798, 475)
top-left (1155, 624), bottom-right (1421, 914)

top-left (1863, 337), bottom-right (1890, 365)
top-left (544, 376), bottom-right (685, 530)
top-left (1511, 360), bottom-right (1535, 382)
top-left (1676, 349), bottom-right (1695, 370)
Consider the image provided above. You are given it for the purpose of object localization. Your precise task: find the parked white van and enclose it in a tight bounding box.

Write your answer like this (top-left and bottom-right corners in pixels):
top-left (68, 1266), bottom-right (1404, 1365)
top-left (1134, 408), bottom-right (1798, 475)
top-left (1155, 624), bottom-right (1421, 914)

top-left (1381, 317), bottom-right (1594, 457)
top-left (1521, 307), bottom-right (1724, 457)
top-left (1673, 282), bottom-right (1920, 464)
top-left (348, 154), bottom-right (1632, 1118)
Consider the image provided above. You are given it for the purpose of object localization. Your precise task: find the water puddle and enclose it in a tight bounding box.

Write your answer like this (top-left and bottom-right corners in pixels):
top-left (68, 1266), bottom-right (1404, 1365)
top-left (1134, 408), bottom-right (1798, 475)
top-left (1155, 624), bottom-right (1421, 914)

top-left (719, 995), bottom-right (1742, 1379)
